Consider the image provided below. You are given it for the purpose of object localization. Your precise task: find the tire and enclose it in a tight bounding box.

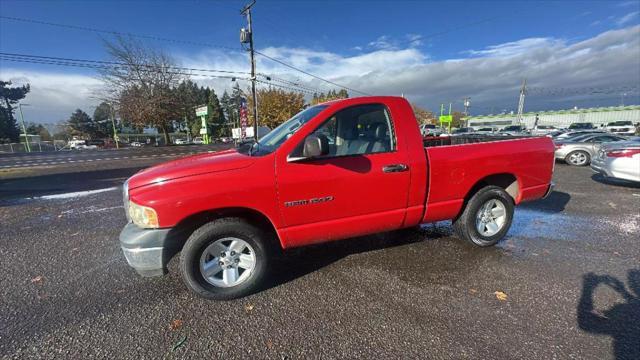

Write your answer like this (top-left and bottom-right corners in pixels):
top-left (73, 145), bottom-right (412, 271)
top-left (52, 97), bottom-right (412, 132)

top-left (453, 186), bottom-right (514, 247)
top-left (180, 218), bottom-right (270, 300)
top-left (565, 150), bottom-right (590, 166)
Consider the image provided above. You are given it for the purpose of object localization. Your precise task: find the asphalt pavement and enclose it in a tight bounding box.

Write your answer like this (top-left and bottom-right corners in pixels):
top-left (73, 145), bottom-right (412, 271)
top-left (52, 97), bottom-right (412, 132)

top-left (0, 151), bottom-right (639, 359)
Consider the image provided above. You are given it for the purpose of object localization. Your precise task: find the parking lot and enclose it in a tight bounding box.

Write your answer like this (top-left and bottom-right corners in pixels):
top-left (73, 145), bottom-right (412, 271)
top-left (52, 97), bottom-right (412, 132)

top-left (0, 153), bottom-right (638, 359)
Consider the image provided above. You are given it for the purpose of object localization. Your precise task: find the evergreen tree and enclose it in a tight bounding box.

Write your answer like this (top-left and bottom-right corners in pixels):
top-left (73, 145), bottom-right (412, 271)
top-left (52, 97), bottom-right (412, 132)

top-left (0, 80), bottom-right (30, 142)
top-left (66, 109), bottom-right (94, 137)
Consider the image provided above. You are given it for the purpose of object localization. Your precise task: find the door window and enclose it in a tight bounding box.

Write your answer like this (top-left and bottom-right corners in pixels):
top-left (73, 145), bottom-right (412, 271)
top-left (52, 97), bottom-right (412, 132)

top-left (297, 103), bottom-right (395, 158)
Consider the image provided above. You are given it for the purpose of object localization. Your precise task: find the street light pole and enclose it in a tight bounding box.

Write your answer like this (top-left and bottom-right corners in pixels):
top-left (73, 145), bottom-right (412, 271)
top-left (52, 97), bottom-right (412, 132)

top-left (241, 0), bottom-right (258, 141)
top-left (18, 103), bottom-right (31, 153)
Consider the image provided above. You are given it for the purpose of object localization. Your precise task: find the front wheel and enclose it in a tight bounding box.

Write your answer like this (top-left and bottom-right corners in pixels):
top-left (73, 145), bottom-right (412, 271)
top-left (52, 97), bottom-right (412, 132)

top-left (565, 150), bottom-right (590, 166)
top-left (453, 186), bottom-right (514, 247)
top-left (180, 218), bottom-right (270, 300)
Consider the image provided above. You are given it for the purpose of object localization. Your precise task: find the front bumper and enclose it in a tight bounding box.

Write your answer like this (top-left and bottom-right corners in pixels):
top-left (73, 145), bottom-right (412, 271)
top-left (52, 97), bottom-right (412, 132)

top-left (119, 223), bottom-right (177, 277)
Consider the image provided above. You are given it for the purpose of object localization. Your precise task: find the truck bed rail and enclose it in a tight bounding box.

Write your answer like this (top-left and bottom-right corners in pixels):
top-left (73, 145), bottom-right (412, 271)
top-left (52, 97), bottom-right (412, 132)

top-left (423, 134), bottom-right (532, 148)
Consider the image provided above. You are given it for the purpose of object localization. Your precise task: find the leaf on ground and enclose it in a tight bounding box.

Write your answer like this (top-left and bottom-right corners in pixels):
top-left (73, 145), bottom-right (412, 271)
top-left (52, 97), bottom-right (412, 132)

top-left (245, 303), bottom-right (254, 313)
top-left (469, 289), bottom-right (478, 294)
top-left (31, 276), bottom-right (44, 284)
top-left (494, 291), bottom-right (508, 301)
top-left (169, 319), bottom-right (183, 331)
top-left (171, 334), bottom-right (187, 352)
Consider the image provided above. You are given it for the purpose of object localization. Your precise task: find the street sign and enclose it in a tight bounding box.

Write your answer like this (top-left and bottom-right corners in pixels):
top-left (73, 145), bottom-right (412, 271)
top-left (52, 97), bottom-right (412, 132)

top-left (439, 115), bottom-right (453, 123)
top-left (195, 106), bottom-right (208, 117)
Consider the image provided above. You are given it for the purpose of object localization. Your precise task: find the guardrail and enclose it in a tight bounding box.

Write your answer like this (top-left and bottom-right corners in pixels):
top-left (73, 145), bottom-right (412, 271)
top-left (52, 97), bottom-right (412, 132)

top-left (0, 141), bottom-right (66, 153)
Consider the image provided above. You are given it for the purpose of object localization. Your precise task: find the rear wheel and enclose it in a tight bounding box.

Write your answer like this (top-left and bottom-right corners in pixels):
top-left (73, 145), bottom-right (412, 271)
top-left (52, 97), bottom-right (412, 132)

top-left (565, 150), bottom-right (590, 166)
top-left (453, 186), bottom-right (514, 247)
top-left (180, 218), bottom-right (270, 300)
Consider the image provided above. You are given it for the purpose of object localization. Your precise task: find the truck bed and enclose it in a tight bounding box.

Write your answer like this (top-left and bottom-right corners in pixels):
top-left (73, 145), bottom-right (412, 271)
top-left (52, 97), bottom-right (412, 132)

top-left (423, 134), bottom-right (532, 147)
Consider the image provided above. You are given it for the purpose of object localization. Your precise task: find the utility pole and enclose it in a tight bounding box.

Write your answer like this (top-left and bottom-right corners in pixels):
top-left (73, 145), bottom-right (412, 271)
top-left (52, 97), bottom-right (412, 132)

top-left (516, 79), bottom-right (527, 125)
top-left (110, 103), bottom-right (119, 149)
top-left (463, 97), bottom-right (471, 127)
top-left (241, 0), bottom-right (258, 141)
top-left (18, 103), bottom-right (31, 153)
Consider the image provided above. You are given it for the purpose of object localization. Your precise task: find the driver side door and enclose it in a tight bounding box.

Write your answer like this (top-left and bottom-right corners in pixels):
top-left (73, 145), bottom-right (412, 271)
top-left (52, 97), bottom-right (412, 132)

top-left (275, 103), bottom-right (411, 247)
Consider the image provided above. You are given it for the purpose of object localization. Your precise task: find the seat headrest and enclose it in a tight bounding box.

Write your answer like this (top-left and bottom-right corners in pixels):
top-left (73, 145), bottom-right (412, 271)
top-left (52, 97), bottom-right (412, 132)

top-left (374, 123), bottom-right (388, 139)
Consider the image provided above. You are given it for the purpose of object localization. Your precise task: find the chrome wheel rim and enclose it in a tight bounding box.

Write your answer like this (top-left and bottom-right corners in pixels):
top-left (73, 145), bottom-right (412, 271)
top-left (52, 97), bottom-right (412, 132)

top-left (199, 237), bottom-right (256, 288)
top-left (568, 152), bottom-right (587, 165)
top-left (475, 199), bottom-right (507, 237)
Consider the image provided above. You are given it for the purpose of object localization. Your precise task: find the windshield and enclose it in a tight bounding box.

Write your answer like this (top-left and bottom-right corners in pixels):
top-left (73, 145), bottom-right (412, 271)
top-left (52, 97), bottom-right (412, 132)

top-left (246, 105), bottom-right (328, 156)
top-left (569, 123), bottom-right (593, 129)
top-left (608, 121), bottom-right (632, 126)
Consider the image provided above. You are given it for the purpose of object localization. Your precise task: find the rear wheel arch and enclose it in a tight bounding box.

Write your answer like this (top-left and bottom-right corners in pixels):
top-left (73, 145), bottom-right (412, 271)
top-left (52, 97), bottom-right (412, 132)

top-left (464, 173), bottom-right (519, 204)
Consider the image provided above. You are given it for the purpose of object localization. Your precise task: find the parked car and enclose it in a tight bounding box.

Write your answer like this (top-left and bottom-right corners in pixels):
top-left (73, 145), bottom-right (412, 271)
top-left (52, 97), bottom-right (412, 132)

top-left (475, 127), bottom-right (498, 134)
top-left (568, 122), bottom-right (595, 130)
top-left (591, 137), bottom-right (640, 182)
top-left (192, 137), bottom-right (205, 144)
top-left (219, 137), bottom-right (233, 143)
top-left (554, 133), bottom-right (627, 166)
top-left (605, 121), bottom-right (636, 136)
top-left (419, 123), bottom-right (444, 137)
top-left (119, 96), bottom-right (554, 300)
top-left (500, 125), bottom-right (528, 134)
top-left (553, 130), bottom-right (607, 140)
top-left (174, 138), bottom-right (189, 145)
top-left (531, 125), bottom-right (556, 136)
top-left (130, 141), bottom-right (143, 147)
top-left (451, 127), bottom-right (475, 134)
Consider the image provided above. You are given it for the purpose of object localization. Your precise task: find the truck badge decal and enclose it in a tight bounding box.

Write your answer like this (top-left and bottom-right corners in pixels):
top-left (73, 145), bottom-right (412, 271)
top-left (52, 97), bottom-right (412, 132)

top-left (284, 196), bottom-right (334, 207)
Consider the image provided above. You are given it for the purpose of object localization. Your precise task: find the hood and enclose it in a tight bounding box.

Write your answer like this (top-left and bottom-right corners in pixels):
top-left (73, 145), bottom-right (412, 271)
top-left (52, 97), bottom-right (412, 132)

top-left (127, 149), bottom-right (255, 189)
top-left (599, 138), bottom-right (640, 151)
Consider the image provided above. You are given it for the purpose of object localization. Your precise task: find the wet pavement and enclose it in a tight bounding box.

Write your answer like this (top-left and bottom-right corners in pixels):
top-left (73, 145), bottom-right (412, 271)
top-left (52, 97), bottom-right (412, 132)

top-left (0, 162), bottom-right (638, 359)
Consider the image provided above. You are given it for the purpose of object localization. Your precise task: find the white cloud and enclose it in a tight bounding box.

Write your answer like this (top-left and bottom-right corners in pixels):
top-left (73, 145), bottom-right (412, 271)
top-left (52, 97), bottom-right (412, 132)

top-left (0, 69), bottom-right (102, 124)
top-left (3, 25), bottom-right (640, 122)
top-left (616, 11), bottom-right (639, 26)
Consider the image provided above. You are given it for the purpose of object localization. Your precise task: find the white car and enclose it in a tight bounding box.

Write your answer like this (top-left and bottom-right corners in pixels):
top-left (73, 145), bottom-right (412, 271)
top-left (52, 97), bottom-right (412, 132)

top-left (605, 121), bottom-right (636, 136)
top-left (174, 138), bottom-right (188, 145)
top-left (591, 137), bottom-right (640, 182)
top-left (531, 125), bottom-right (556, 136)
top-left (130, 141), bottom-right (143, 147)
top-left (192, 137), bottom-right (205, 144)
top-left (419, 123), bottom-right (444, 137)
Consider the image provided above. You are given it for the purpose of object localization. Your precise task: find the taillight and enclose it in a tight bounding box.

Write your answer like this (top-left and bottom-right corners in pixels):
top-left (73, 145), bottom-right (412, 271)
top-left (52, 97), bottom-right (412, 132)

top-left (606, 149), bottom-right (640, 158)
top-left (555, 144), bottom-right (564, 149)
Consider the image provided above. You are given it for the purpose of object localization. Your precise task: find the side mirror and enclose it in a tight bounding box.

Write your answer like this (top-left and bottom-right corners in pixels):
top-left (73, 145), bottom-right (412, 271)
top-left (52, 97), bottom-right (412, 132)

top-left (288, 135), bottom-right (329, 162)
top-left (303, 134), bottom-right (329, 158)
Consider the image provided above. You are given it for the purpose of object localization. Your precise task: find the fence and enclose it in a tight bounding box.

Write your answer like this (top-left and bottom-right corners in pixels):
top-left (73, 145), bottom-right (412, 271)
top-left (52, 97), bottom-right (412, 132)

top-left (0, 141), bottom-right (67, 153)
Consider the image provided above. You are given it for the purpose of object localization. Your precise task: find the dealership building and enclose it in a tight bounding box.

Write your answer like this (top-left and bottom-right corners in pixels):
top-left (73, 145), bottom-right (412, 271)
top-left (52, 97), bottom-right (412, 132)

top-left (464, 105), bottom-right (640, 129)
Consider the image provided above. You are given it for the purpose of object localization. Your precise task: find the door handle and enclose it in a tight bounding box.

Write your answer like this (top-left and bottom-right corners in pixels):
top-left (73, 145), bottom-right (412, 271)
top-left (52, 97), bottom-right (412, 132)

top-left (382, 164), bottom-right (409, 173)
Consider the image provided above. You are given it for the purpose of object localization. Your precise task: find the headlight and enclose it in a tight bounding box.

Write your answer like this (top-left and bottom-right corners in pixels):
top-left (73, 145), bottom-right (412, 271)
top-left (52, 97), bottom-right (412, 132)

top-left (128, 201), bottom-right (159, 228)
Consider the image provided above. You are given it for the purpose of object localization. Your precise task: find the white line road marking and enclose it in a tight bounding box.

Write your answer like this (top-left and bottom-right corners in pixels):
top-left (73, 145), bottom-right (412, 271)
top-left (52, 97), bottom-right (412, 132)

top-left (31, 187), bottom-right (119, 200)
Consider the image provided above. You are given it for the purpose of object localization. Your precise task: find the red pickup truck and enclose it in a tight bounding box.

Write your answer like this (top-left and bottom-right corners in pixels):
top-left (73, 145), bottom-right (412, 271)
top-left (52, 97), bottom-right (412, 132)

top-left (120, 96), bottom-right (554, 299)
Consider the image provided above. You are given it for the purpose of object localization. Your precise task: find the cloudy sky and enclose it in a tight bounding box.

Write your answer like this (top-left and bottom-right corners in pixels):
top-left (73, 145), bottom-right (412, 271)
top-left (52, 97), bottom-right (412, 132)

top-left (1, 0), bottom-right (639, 124)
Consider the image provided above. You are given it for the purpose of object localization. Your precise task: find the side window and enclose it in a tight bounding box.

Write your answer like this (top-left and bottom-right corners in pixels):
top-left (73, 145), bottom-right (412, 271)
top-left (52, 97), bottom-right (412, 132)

top-left (310, 103), bottom-right (395, 157)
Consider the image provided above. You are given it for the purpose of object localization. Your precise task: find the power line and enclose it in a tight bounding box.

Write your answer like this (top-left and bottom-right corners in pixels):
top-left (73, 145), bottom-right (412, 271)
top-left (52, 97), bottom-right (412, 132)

top-left (0, 53), bottom-right (321, 95)
top-left (254, 50), bottom-right (371, 96)
top-left (1, 15), bottom-right (371, 96)
top-left (0, 52), bottom-right (251, 75)
top-left (404, 15), bottom-right (504, 46)
top-left (0, 15), bottom-right (240, 52)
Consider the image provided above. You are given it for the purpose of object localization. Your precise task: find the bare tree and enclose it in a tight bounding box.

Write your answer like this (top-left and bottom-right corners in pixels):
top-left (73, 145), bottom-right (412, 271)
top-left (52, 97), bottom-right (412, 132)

top-left (100, 37), bottom-right (185, 144)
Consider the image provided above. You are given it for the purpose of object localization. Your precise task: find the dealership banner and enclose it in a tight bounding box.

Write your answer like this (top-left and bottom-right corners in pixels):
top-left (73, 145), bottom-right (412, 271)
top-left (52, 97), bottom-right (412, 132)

top-left (239, 97), bottom-right (248, 139)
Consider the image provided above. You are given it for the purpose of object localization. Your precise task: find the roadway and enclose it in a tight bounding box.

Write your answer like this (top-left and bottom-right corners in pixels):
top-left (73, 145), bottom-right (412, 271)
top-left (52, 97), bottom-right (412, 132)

top-left (0, 149), bottom-right (639, 359)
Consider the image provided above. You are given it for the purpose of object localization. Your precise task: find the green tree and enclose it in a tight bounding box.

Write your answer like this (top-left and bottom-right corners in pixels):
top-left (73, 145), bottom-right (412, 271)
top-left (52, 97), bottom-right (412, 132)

top-left (0, 80), bottom-right (30, 142)
top-left (66, 109), bottom-right (94, 137)
top-left (25, 122), bottom-right (52, 141)
top-left (93, 102), bottom-right (116, 137)
top-left (207, 89), bottom-right (226, 137)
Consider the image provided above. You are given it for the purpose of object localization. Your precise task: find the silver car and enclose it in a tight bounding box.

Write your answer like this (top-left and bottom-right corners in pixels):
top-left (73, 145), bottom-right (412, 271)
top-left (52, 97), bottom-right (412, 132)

top-left (591, 137), bottom-right (640, 182)
top-left (554, 134), bottom-right (627, 166)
